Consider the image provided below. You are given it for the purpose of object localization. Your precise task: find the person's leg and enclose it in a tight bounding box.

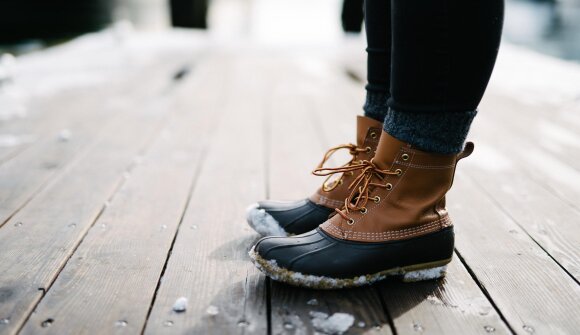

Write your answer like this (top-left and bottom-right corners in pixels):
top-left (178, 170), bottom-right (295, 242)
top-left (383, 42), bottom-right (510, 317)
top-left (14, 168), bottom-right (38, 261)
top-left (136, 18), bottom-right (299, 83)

top-left (385, 0), bottom-right (504, 154)
top-left (362, 0), bottom-right (392, 122)
top-left (250, 0), bottom-right (505, 289)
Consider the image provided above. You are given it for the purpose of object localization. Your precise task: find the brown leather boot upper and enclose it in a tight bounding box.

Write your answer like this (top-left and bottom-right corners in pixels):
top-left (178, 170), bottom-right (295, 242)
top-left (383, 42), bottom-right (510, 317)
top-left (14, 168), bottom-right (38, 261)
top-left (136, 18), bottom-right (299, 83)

top-left (320, 130), bottom-right (474, 242)
top-left (309, 116), bottom-right (383, 209)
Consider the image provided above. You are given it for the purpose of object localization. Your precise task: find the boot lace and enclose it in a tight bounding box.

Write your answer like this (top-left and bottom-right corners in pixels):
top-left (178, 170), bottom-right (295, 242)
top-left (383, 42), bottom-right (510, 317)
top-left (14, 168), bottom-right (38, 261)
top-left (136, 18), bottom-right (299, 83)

top-left (313, 159), bottom-right (400, 222)
top-left (312, 143), bottom-right (370, 192)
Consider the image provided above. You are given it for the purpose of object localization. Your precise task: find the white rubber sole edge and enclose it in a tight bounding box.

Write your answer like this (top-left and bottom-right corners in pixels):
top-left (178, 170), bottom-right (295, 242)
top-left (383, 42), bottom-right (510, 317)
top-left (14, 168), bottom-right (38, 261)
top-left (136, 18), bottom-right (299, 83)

top-left (245, 203), bottom-right (288, 237)
top-left (249, 246), bottom-right (449, 289)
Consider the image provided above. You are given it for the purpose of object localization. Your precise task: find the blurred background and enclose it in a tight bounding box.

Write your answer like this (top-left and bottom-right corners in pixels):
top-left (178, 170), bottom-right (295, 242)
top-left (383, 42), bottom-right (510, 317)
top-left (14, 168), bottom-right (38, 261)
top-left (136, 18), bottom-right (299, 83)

top-left (0, 0), bottom-right (579, 61)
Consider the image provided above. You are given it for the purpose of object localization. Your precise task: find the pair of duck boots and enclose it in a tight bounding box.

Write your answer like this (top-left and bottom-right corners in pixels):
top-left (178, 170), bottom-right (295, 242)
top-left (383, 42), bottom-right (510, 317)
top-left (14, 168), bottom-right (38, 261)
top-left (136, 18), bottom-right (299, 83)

top-left (247, 116), bottom-right (473, 289)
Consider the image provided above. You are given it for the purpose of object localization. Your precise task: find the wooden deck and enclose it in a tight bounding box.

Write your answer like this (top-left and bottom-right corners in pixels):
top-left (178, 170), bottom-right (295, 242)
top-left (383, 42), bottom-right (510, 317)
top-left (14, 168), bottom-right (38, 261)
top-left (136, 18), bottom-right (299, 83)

top-left (1, 30), bottom-right (580, 335)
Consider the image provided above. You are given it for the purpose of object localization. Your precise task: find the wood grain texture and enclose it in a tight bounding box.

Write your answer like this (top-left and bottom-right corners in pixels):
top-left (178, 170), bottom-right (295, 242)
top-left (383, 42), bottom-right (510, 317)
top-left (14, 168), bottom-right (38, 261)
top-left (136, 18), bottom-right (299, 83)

top-left (143, 53), bottom-right (268, 335)
top-left (0, 59), bottom-right (186, 334)
top-left (463, 94), bottom-right (580, 281)
top-left (379, 258), bottom-right (511, 335)
top-left (18, 54), bottom-right (218, 335)
top-left (449, 172), bottom-right (580, 335)
top-left (0, 52), bottom-right (188, 230)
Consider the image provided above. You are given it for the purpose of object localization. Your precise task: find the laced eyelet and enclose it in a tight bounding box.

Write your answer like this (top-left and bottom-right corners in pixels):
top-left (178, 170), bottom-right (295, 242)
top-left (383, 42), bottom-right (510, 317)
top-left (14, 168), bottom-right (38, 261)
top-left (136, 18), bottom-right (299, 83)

top-left (360, 207), bottom-right (367, 214)
top-left (373, 196), bottom-right (381, 203)
top-left (365, 146), bottom-right (372, 153)
top-left (370, 131), bottom-right (377, 139)
top-left (347, 218), bottom-right (355, 225)
top-left (386, 183), bottom-right (393, 190)
top-left (395, 169), bottom-right (402, 176)
top-left (347, 171), bottom-right (354, 176)
top-left (401, 153), bottom-right (409, 161)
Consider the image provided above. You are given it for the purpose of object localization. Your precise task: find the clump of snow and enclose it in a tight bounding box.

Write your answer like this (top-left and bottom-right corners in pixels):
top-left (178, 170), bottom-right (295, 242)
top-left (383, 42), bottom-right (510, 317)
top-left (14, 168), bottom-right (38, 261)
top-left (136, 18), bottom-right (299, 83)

top-left (245, 203), bottom-right (287, 236)
top-left (310, 311), bottom-right (355, 335)
top-left (402, 266), bottom-right (446, 282)
top-left (306, 298), bottom-right (318, 306)
top-left (172, 297), bottom-right (188, 313)
top-left (206, 305), bottom-right (219, 316)
top-left (58, 129), bottom-right (71, 142)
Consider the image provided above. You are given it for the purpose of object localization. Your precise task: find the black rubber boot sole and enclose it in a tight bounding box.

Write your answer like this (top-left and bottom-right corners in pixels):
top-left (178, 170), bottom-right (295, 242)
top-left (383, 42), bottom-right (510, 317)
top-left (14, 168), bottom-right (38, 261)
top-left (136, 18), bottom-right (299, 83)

top-left (249, 227), bottom-right (454, 289)
top-left (250, 248), bottom-right (450, 289)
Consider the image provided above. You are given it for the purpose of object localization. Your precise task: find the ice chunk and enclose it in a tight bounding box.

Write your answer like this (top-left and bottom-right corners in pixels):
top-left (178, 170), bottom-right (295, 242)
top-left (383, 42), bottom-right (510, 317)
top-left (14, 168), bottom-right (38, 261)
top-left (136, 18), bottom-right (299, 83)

top-left (310, 311), bottom-right (354, 335)
top-left (172, 297), bottom-right (188, 313)
top-left (245, 204), bottom-right (287, 236)
top-left (206, 305), bottom-right (219, 316)
top-left (306, 298), bottom-right (319, 306)
top-left (58, 129), bottom-right (71, 142)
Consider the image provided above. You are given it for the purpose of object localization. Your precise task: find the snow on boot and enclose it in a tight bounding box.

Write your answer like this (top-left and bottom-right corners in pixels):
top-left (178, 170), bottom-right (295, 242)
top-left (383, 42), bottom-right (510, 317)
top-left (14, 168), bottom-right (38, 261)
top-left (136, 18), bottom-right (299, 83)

top-left (249, 131), bottom-right (474, 289)
top-left (246, 116), bottom-right (382, 236)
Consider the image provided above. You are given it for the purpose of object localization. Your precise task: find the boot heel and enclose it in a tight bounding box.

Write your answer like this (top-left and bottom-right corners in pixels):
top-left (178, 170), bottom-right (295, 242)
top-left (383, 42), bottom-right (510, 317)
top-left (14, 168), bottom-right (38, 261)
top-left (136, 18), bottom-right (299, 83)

top-left (402, 265), bottom-right (447, 282)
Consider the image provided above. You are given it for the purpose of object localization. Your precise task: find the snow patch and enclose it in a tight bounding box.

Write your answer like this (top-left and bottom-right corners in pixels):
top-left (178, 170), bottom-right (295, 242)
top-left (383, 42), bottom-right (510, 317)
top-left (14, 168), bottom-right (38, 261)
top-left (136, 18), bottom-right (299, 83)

top-left (206, 305), bottom-right (219, 316)
top-left (172, 297), bottom-right (187, 313)
top-left (245, 203), bottom-right (287, 236)
top-left (491, 43), bottom-right (580, 106)
top-left (402, 266), bottom-right (447, 282)
top-left (0, 134), bottom-right (33, 147)
top-left (58, 129), bottom-right (71, 142)
top-left (310, 311), bottom-right (354, 335)
top-left (306, 298), bottom-right (319, 306)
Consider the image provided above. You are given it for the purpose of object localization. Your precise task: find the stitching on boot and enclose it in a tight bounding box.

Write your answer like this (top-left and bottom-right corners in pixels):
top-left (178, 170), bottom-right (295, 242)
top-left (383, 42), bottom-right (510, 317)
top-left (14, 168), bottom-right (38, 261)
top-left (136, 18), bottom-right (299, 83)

top-left (325, 216), bottom-right (452, 241)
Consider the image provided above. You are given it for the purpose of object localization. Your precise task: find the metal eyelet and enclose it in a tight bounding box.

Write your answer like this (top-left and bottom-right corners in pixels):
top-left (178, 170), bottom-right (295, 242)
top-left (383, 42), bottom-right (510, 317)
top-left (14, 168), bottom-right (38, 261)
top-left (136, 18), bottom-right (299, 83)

top-left (386, 183), bottom-right (393, 190)
top-left (347, 218), bottom-right (355, 225)
top-left (360, 207), bottom-right (367, 214)
top-left (373, 196), bottom-right (381, 203)
top-left (395, 169), bottom-right (402, 176)
top-left (365, 146), bottom-right (372, 153)
top-left (370, 131), bottom-right (377, 139)
top-left (401, 153), bottom-right (409, 161)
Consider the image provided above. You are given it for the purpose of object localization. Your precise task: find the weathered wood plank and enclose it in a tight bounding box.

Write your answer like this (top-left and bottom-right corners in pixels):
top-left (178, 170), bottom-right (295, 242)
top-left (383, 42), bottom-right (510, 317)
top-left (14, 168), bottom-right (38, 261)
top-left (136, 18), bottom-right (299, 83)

top-left (0, 57), bottom-right (191, 334)
top-left (0, 53), bottom-right (190, 230)
top-left (19, 53), bottom-right (219, 335)
top-left (143, 53), bottom-right (268, 335)
top-left (378, 259), bottom-right (511, 335)
top-left (462, 94), bottom-right (580, 281)
top-left (449, 172), bottom-right (580, 334)
top-left (267, 57), bottom-right (393, 335)
top-left (0, 32), bottom-right (193, 164)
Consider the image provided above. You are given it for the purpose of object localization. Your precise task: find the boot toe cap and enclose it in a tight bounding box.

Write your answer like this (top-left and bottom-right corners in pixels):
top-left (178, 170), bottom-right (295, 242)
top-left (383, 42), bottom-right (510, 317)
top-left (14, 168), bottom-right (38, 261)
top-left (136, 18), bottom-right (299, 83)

top-left (246, 199), bottom-right (333, 236)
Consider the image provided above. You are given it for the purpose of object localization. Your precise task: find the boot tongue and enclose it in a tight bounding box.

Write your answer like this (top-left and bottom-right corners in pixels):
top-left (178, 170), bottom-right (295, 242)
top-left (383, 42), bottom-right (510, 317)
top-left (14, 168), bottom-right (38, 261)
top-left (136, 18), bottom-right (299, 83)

top-left (356, 116), bottom-right (383, 147)
top-left (373, 131), bottom-right (409, 170)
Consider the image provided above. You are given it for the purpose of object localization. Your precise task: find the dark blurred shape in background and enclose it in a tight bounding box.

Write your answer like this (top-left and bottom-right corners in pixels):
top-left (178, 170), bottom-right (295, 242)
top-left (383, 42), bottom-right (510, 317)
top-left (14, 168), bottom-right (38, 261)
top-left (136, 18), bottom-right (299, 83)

top-left (170, 0), bottom-right (208, 28)
top-left (341, 0), bottom-right (363, 33)
top-left (0, 0), bottom-right (115, 42)
top-left (0, 0), bottom-right (579, 61)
